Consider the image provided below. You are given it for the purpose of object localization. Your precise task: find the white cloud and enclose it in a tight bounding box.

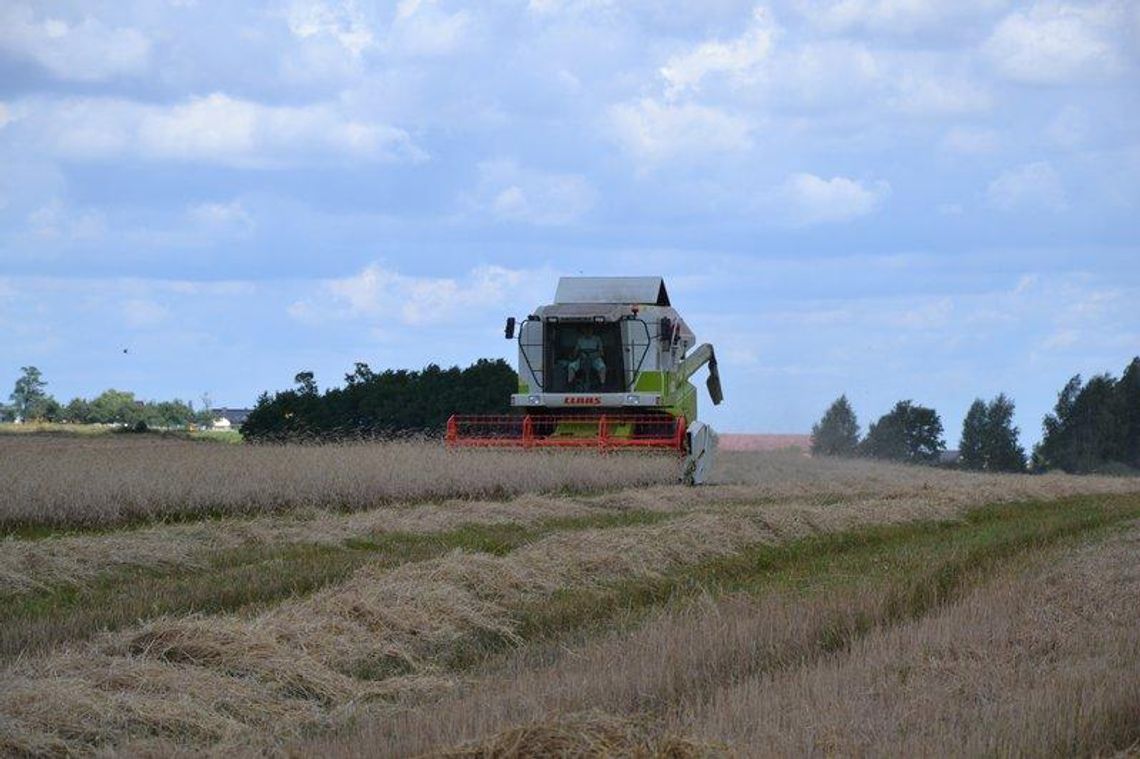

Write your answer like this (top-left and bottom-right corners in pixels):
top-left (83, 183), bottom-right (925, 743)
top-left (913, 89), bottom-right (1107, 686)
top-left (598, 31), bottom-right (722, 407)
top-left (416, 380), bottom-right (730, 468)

top-left (984, 2), bottom-right (1120, 84)
top-left (526, 0), bottom-right (614, 15)
top-left (660, 7), bottom-right (776, 98)
top-left (0, 4), bottom-right (150, 81)
top-left (0, 103), bottom-right (11, 130)
top-left (122, 299), bottom-right (170, 329)
top-left (1029, 277), bottom-right (1130, 354)
top-left (807, 0), bottom-right (1008, 35)
top-left (987, 161), bottom-right (1066, 211)
top-left (892, 75), bottom-right (991, 115)
top-left (291, 264), bottom-right (552, 327)
top-left (781, 173), bottom-right (890, 224)
top-left (18, 93), bottom-right (425, 167)
top-left (763, 40), bottom-right (882, 109)
top-left (280, 1), bottom-right (377, 84)
top-left (389, 0), bottom-right (470, 56)
top-left (286, 0), bottom-right (374, 57)
top-left (472, 160), bottom-right (595, 225)
top-left (188, 200), bottom-right (255, 232)
top-left (1041, 328), bottom-right (1078, 349)
top-left (889, 296), bottom-right (954, 329)
top-left (1044, 105), bottom-right (1089, 147)
top-left (28, 200), bottom-right (106, 240)
top-left (940, 127), bottom-right (999, 155)
top-left (608, 98), bottom-right (752, 162)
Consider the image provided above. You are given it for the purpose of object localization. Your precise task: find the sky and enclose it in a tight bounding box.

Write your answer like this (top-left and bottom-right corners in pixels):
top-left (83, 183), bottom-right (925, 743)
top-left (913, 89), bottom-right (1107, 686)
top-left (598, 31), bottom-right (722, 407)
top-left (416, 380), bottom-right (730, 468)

top-left (1, 0), bottom-right (1138, 447)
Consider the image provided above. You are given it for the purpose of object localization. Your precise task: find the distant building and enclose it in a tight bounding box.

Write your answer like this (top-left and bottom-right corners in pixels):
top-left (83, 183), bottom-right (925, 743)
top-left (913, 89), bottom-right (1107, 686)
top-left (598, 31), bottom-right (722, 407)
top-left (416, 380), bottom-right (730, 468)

top-left (210, 408), bottom-right (251, 429)
top-left (719, 434), bottom-right (812, 453)
top-left (939, 449), bottom-right (961, 466)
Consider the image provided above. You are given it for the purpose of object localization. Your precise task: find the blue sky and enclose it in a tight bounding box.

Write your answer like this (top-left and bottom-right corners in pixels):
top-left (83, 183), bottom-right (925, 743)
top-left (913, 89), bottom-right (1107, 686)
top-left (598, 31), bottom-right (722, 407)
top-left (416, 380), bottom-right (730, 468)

top-left (1, 0), bottom-right (1137, 445)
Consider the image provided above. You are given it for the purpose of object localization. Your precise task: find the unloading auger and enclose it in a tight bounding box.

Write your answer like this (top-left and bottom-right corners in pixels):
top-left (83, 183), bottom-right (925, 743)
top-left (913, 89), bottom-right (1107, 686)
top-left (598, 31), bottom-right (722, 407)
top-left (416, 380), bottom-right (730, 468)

top-left (446, 276), bottom-right (724, 484)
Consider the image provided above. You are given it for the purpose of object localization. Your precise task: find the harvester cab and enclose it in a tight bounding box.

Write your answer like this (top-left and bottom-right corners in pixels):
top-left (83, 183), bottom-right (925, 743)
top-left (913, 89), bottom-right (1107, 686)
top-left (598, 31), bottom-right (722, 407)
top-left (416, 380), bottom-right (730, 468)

top-left (447, 276), bottom-right (724, 484)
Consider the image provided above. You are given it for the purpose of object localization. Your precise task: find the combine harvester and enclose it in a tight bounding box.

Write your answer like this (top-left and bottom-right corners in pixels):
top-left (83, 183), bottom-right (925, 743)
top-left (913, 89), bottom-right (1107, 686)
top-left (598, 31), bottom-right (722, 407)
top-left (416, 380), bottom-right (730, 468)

top-left (447, 277), bottom-right (724, 484)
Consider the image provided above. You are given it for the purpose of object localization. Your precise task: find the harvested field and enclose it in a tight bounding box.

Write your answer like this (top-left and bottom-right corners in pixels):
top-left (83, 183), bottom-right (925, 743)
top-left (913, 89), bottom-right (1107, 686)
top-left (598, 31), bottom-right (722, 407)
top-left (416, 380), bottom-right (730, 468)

top-left (10, 448), bottom-right (1136, 600)
top-left (670, 522), bottom-right (1140, 756)
top-left (307, 505), bottom-right (1140, 757)
top-left (433, 712), bottom-right (717, 758)
top-left (1, 435), bottom-right (1139, 756)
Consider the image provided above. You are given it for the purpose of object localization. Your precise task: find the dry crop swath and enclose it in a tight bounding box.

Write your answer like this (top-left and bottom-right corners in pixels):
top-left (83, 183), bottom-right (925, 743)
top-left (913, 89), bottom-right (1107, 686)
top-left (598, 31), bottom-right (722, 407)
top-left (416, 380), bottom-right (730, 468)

top-left (432, 711), bottom-right (719, 758)
top-left (305, 501), bottom-right (1140, 757)
top-left (4, 493), bottom-right (1139, 755)
top-left (668, 523), bottom-right (1140, 757)
top-left (6, 454), bottom-right (1138, 622)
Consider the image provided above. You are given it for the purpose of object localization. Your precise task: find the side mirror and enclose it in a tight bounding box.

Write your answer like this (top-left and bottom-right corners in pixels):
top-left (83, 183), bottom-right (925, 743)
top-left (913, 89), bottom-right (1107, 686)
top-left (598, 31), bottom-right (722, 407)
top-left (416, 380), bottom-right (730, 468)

top-left (504, 317), bottom-right (516, 339)
top-left (706, 353), bottom-right (724, 405)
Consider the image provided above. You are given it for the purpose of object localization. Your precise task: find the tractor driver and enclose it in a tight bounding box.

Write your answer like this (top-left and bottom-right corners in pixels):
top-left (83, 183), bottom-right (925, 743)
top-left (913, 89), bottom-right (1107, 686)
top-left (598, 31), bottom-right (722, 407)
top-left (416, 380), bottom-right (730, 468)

top-left (567, 324), bottom-right (606, 387)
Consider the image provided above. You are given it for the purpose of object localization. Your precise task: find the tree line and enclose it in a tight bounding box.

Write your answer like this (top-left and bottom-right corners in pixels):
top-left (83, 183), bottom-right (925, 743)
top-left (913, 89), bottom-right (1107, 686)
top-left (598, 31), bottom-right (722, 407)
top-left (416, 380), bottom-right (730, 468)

top-left (811, 356), bottom-right (1140, 474)
top-left (239, 359), bottom-right (515, 441)
top-left (1, 366), bottom-right (213, 429)
top-left (1034, 357), bottom-right (1140, 473)
top-left (811, 396), bottom-right (953, 465)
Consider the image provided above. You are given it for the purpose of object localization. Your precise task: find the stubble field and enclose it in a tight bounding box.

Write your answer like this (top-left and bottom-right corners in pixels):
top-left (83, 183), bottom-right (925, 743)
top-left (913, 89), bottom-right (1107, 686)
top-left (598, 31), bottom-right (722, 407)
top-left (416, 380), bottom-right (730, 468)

top-left (1, 433), bottom-right (1138, 757)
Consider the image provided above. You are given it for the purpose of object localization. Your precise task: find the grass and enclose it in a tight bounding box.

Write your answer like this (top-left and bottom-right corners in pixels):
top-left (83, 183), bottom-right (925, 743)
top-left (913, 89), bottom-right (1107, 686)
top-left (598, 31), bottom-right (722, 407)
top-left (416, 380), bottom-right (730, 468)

top-left (0, 510), bottom-right (669, 659)
top-left (0, 422), bottom-right (117, 437)
top-left (0, 422), bottom-right (241, 444)
top-left (187, 429), bottom-right (244, 444)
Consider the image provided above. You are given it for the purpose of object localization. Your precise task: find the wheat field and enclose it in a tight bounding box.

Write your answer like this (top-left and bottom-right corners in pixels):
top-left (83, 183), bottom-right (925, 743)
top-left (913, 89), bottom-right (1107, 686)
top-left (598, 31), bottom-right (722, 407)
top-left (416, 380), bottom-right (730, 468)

top-left (1, 434), bottom-right (1138, 756)
top-left (0, 435), bottom-right (679, 530)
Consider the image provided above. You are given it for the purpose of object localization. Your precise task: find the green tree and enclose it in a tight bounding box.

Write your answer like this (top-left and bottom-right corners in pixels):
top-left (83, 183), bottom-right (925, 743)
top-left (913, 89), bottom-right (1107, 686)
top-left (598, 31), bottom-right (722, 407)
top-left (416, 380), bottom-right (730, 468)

top-left (88, 389), bottom-right (141, 425)
top-left (811, 395), bottom-right (860, 456)
top-left (1068, 375), bottom-right (1123, 470)
top-left (294, 372), bottom-right (318, 396)
top-left (243, 359), bottom-right (515, 442)
top-left (960, 394), bottom-right (1026, 473)
top-left (1035, 359), bottom-right (1140, 473)
top-left (40, 397), bottom-right (62, 422)
top-left (1037, 372), bottom-right (1123, 473)
top-left (345, 362), bottom-right (375, 386)
top-left (10, 366), bottom-right (53, 421)
top-left (64, 398), bottom-right (93, 424)
top-left (959, 399), bottom-right (987, 470)
top-left (193, 394), bottom-right (216, 427)
top-left (1116, 357), bottom-right (1140, 468)
top-left (1036, 376), bottom-right (1078, 471)
top-left (982, 393), bottom-right (1026, 472)
top-left (861, 400), bottom-right (945, 464)
top-left (148, 400), bottom-right (197, 428)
